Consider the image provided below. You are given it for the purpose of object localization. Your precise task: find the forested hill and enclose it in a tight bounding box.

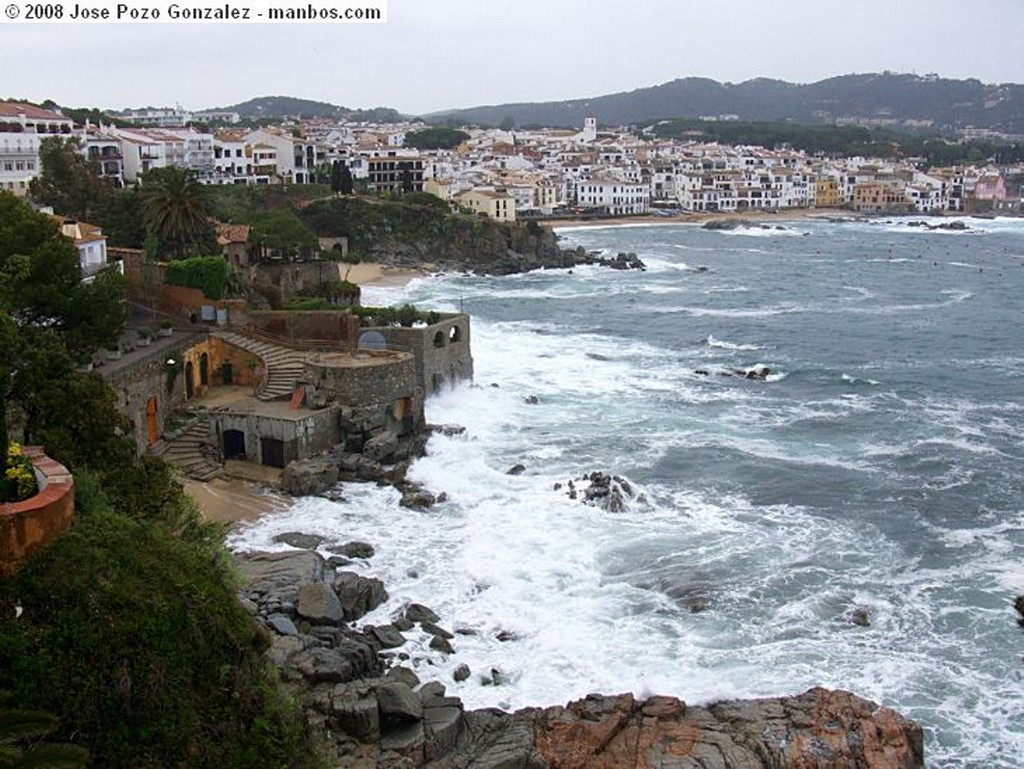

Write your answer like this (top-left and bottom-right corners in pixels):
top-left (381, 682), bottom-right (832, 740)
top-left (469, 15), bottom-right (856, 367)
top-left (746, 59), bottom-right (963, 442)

top-left (211, 95), bottom-right (403, 123)
top-left (423, 73), bottom-right (1024, 134)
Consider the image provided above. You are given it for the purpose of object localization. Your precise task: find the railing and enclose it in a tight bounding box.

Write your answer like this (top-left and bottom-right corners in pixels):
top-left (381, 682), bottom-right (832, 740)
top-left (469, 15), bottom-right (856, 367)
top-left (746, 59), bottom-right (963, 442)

top-left (229, 325), bottom-right (412, 355)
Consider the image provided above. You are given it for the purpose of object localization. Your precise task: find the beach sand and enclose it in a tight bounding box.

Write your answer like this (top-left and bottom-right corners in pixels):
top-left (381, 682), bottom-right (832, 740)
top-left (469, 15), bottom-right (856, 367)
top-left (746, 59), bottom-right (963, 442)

top-left (545, 207), bottom-right (860, 230)
top-left (345, 262), bottom-right (424, 287)
top-left (184, 476), bottom-right (290, 526)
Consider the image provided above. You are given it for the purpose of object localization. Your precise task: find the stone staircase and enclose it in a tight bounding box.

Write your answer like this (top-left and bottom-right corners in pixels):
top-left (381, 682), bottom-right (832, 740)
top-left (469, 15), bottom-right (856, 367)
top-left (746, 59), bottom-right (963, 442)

top-left (148, 415), bottom-right (222, 481)
top-left (214, 330), bottom-right (308, 401)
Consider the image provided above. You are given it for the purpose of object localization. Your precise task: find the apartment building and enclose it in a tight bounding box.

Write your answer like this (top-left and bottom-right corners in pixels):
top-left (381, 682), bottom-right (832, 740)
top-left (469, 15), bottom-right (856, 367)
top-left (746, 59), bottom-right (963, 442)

top-left (0, 102), bottom-right (73, 195)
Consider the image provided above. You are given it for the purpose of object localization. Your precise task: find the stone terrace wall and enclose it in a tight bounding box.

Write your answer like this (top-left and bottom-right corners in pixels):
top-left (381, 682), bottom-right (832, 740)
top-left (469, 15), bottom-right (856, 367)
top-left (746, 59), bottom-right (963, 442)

top-left (0, 449), bottom-right (74, 577)
top-left (305, 352), bottom-right (423, 451)
top-left (246, 310), bottom-right (359, 350)
top-left (367, 314), bottom-right (473, 394)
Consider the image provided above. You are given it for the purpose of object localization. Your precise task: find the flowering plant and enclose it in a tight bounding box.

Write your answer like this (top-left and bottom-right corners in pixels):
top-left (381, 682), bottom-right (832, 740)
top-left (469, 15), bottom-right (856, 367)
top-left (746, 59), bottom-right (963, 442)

top-left (2, 442), bottom-right (38, 502)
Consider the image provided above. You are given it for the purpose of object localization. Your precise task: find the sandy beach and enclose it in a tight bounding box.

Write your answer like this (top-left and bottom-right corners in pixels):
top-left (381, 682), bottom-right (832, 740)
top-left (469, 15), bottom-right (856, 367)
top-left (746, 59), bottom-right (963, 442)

top-left (544, 207), bottom-right (861, 230)
top-left (345, 262), bottom-right (425, 286)
top-left (184, 476), bottom-right (290, 525)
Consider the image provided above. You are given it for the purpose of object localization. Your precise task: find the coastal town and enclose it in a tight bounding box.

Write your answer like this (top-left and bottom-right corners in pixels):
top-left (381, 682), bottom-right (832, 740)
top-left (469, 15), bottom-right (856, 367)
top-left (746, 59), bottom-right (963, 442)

top-left (0, 91), bottom-right (1017, 769)
top-left (2, 101), bottom-right (1020, 220)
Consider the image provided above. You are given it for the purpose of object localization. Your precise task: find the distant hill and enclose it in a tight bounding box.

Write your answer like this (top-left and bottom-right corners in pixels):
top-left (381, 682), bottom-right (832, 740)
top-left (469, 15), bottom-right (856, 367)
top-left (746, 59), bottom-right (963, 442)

top-left (423, 73), bottom-right (1024, 134)
top-left (211, 95), bottom-right (405, 123)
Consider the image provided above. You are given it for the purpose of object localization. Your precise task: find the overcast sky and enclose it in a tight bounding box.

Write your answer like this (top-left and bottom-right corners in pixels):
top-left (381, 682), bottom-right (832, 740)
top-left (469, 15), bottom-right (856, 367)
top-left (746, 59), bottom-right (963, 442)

top-left (3, 0), bottom-right (1023, 116)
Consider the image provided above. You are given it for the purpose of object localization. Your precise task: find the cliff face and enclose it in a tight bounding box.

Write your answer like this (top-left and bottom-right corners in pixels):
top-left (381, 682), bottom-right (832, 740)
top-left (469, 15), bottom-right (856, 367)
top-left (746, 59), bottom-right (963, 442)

top-left (237, 550), bottom-right (925, 769)
top-left (299, 197), bottom-right (574, 275)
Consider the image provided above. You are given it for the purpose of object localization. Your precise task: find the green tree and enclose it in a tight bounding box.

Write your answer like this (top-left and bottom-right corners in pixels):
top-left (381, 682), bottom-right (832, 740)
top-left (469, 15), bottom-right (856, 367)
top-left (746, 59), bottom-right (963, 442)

top-left (250, 210), bottom-right (317, 260)
top-left (339, 163), bottom-right (354, 195)
top-left (28, 136), bottom-right (112, 223)
top-left (138, 167), bottom-right (216, 259)
top-left (0, 192), bottom-right (126, 458)
top-left (403, 127), bottom-right (470, 150)
top-left (330, 160), bottom-right (343, 194)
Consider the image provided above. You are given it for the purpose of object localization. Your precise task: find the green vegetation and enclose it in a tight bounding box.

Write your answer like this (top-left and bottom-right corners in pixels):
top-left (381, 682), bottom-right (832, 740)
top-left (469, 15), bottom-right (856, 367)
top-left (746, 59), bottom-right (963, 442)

top-left (1, 442), bottom-right (36, 503)
top-left (649, 118), bottom-right (1024, 165)
top-left (248, 210), bottom-right (318, 260)
top-left (0, 192), bottom-right (126, 459)
top-left (352, 303), bottom-right (441, 327)
top-left (164, 255), bottom-right (229, 299)
top-left (0, 462), bottom-right (319, 768)
top-left (404, 126), bottom-right (470, 150)
top-left (0, 708), bottom-right (89, 768)
top-left (298, 195), bottom-right (486, 254)
top-left (29, 137), bottom-right (115, 223)
top-left (138, 167), bottom-right (217, 259)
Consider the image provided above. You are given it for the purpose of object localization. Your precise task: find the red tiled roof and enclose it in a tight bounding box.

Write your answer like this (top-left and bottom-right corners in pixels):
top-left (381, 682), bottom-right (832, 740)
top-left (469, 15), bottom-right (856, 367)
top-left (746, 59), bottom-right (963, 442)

top-left (216, 223), bottom-right (251, 245)
top-left (0, 102), bottom-right (70, 122)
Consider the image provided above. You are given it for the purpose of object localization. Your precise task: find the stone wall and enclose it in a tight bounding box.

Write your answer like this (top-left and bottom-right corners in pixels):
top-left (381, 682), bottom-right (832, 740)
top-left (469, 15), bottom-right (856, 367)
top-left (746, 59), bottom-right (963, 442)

top-left (208, 408), bottom-right (339, 468)
top-left (246, 310), bottom-right (359, 350)
top-left (305, 351), bottom-right (423, 452)
top-left (181, 336), bottom-right (262, 397)
top-left (366, 314), bottom-right (474, 394)
top-left (105, 345), bottom-right (190, 453)
top-left (0, 449), bottom-right (74, 577)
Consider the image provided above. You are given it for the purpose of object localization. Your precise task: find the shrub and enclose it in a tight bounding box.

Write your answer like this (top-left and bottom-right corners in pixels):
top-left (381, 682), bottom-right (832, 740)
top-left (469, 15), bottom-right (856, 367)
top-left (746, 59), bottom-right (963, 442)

top-left (0, 466), bottom-right (322, 768)
top-left (164, 256), bottom-right (228, 300)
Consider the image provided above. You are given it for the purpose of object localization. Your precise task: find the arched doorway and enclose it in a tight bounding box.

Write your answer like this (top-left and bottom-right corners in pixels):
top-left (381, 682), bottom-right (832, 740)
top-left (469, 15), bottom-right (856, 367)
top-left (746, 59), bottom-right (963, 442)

top-left (223, 429), bottom-right (246, 460)
top-left (146, 396), bottom-right (159, 447)
top-left (184, 361), bottom-right (195, 399)
top-left (199, 353), bottom-right (209, 386)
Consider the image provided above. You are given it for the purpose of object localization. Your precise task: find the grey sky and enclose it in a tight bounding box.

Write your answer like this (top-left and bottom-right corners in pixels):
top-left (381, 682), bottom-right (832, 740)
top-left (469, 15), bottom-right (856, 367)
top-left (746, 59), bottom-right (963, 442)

top-left (2, 0), bottom-right (1022, 116)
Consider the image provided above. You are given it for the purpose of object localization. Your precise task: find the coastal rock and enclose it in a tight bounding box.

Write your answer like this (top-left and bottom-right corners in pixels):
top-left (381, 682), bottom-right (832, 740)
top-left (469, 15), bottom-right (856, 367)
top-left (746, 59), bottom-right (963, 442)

top-left (452, 664), bottom-right (471, 683)
top-left (422, 688), bottom-right (923, 769)
top-left (367, 624), bottom-right (408, 650)
top-left (330, 680), bottom-right (381, 742)
top-left (235, 550), bottom-right (325, 596)
top-left (506, 463), bottom-right (526, 476)
top-left (333, 571), bottom-right (388, 620)
top-left (338, 541), bottom-right (375, 560)
top-left (297, 582), bottom-right (345, 625)
top-left (400, 488), bottom-right (438, 509)
top-left (282, 457), bottom-right (340, 496)
top-left (364, 430), bottom-right (399, 463)
top-left (405, 603), bottom-right (440, 624)
top-left (273, 531), bottom-right (325, 550)
top-left (377, 681), bottom-right (424, 722)
top-left (573, 471), bottom-right (636, 512)
top-left (291, 644), bottom-right (380, 684)
top-left (430, 423), bottom-right (467, 437)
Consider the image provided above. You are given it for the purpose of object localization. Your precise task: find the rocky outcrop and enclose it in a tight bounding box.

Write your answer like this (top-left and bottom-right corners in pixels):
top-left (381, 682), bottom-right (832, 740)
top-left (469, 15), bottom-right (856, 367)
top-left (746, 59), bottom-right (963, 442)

top-left (233, 548), bottom-right (924, 769)
top-left (423, 689), bottom-right (923, 769)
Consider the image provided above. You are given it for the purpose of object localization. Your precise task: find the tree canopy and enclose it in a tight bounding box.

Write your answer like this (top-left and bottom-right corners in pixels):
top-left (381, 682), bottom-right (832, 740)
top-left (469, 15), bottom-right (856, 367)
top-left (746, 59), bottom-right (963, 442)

top-left (138, 167), bottom-right (217, 259)
top-left (28, 136), bottom-right (113, 223)
top-left (403, 126), bottom-right (470, 150)
top-left (0, 192), bottom-right (126, 460)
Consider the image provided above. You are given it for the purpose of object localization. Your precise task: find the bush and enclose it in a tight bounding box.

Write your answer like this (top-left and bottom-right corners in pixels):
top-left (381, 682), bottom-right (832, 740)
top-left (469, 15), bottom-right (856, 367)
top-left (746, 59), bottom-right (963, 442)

top-left (0, 465), bottom-right (321, 768)
top-left (164, 256), bottom-right (228, 300)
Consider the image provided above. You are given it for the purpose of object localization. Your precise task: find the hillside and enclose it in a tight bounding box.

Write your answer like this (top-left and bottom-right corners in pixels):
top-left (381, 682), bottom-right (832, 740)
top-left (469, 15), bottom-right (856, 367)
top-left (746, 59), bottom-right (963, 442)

top-left (423, 73), bottom-right (1024, 134)
top-left (210, 95), bottom-right (404, 123)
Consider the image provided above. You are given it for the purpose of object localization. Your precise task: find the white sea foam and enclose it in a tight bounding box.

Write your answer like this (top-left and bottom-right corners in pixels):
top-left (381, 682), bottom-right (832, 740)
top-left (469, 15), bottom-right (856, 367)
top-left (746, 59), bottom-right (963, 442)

top-left (705, 334), bottom-right (764, 351)
top-left (228, 224), bottom-right (1024, 765)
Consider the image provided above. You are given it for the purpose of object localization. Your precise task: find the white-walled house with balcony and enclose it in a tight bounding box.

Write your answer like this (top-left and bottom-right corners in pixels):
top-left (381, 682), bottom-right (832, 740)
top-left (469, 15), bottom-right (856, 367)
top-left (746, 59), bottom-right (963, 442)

top-left (576, 176), bottom-right (650, 216)
top-left (0, 102), bottom-right (73, 195)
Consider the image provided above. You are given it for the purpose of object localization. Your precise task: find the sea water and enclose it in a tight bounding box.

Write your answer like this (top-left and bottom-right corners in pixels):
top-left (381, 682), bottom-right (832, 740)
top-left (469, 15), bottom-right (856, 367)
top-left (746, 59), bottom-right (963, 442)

top-left (229, 216), bottom-right (1024, 767)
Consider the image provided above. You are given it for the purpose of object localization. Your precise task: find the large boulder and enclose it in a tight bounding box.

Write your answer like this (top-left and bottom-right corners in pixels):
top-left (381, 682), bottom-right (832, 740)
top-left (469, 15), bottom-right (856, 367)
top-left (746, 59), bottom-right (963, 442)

top-left (282, 456), bottom-right (340, 496)
top-left (296, 582), bottom-right (345, 625)
top-left (333, 571), bottom-right (388, 621)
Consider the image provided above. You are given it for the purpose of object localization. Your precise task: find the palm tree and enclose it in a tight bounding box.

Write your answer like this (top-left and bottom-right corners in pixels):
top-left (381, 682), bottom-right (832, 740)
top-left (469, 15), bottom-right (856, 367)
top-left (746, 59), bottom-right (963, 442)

top-left (0, 710), bottom-right (88, 768)
top-left (138, 167), bottom-right (215, 260)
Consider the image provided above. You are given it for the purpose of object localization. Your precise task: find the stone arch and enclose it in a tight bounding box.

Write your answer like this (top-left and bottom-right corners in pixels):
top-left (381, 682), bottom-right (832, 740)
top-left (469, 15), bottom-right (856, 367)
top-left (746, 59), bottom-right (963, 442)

top-left (184, 361), bottom-right (195, 399)
top-left (449, 325), bottom-right (462, 343)
top-left (433, 330), bottom-right (446, 348)
top-left (199, 353), bottom-right (209, 386)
